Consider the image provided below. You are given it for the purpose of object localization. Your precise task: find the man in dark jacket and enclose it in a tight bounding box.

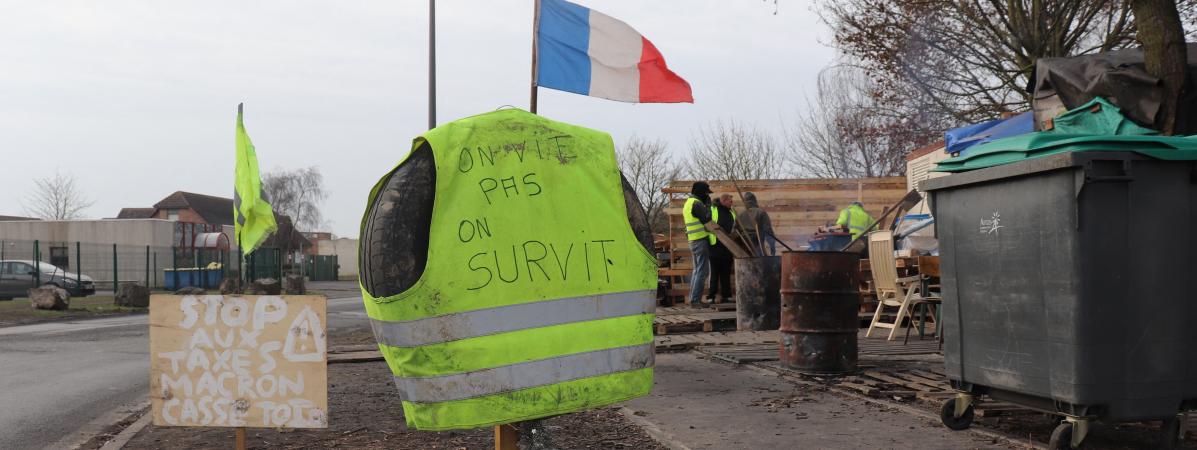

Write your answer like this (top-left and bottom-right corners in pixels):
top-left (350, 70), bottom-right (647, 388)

top-left (707, 194), bottom-right (736, 303)
top-left (739, 192), bottom-right (776, 255)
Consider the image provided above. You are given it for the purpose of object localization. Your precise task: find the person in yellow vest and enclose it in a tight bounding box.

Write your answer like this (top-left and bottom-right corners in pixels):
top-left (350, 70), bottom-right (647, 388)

top-left (682, 181), bottom-right (714, 309)
top-left (836, 201), bottom-right (875, 240)
top-left (358, 109), bottom-right (658, 431)
top-left (707, 194), bottom-right (737, 303)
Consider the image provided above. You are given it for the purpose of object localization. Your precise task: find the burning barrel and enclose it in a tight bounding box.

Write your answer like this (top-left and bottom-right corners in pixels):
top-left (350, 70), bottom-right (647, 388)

top-left (734, 256), bottom-right (781, 331)
top-left (779, 251), bottom-right (861, 375)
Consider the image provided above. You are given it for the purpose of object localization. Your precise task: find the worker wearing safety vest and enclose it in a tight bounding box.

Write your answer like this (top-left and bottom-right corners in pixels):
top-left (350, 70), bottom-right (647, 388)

top-left (359, 109), bottom-right (658, 430)
top-left (836, 201), bottom-right (875, 240)
top-left (707, 194), bottom-right (737, 303)
top-left (682, 182), bottom-right (714, 308)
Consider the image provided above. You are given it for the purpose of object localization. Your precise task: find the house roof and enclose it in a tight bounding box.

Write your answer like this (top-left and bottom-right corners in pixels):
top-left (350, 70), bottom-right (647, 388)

top-left (153, 191), bottom-right (234, 226)
top-left (0, 215), bottom-right (38, 221)
top-left (115, 208), bottom-right (156, 219)
top-left (906, 140), bottom-right (946, 162)
top-left (262, 214), bottom-right (312, 249)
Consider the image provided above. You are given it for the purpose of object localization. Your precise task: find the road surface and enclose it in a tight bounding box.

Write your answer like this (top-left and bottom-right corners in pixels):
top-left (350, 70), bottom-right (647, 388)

top-left (0, 283), bottom-right (367, 450)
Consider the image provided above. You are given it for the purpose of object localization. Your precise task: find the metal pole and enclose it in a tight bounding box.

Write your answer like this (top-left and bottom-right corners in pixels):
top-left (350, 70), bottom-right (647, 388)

top-left (428, 0), bottom-right (437, 129)
top-left (34, 240), bottom-right (40, 287)
top-left (195, 247), bottom-right (202, 289)
top-left (145, 245), bottom-right (150, 287)
top-left (530, 0), bottom-right (541, 114)
top-left (153, 251), bottom-right (158, 289)
top-left (172, 246), bottom-right (178, 291)
top-left (76, 242), bottom-right (81, 290)
top-left (112, 243), bottom-right (118, 292)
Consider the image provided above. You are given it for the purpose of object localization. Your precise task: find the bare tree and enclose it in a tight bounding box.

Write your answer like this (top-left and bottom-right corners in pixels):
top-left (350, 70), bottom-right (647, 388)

top-left (686, 119), bottom-right (786, 181)
top-left (22, 171), bottom-right (95, 220)
top-left (617, 136), bottom-right (680, 235)
top-left (263, 166), bottom-right (329, 232)
top-left (787, 64), bottom-right (948, 178)
top-left (822, 0), bottom-right (1197, 123)
top-left (1131, 0), bottom-right (1190, 134)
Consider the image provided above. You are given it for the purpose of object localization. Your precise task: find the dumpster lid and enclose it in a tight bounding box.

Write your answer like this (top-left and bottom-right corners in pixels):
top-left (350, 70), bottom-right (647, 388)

top-left (933, 98), bottom-right (1197, 173)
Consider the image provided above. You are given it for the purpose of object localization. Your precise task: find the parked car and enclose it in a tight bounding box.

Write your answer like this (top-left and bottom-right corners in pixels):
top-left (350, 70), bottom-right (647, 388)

top-left (0, 260), bottom-right (95, 300)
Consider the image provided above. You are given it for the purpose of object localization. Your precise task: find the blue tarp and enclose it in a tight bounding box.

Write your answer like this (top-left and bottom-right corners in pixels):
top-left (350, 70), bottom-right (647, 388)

top-left (944, 111), bottom-right (1034, 156)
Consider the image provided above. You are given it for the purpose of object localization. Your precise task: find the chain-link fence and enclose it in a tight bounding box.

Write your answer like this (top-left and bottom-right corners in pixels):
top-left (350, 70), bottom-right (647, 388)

top-left (0, 239), bottom-right (284, 294)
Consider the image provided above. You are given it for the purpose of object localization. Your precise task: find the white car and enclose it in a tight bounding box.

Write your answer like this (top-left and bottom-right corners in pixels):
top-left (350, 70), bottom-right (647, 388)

top-left (0, 260), bottom-right (95, 300)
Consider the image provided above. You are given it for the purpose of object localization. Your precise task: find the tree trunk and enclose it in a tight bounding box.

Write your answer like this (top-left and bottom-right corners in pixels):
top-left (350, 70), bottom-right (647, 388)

top-left (1130, 0), bottom-right (1189, 135)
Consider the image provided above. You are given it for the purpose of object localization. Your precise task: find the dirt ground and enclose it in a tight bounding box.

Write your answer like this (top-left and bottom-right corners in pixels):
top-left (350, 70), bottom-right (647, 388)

top-left (119, 327), bottom-right (666, 450)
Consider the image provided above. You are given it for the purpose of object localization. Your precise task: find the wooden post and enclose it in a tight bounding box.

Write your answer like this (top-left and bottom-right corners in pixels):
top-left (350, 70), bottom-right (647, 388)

top-left (495, 424), bottom-right (518, 450)
top-left (235, 427), bottom-right (246, 450)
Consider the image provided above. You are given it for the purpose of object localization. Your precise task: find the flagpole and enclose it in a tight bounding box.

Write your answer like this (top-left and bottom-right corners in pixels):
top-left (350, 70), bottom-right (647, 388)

top-left (529, 0), bottom-right (540, 114)
top-left (428, 0), bottom-right (437, 129)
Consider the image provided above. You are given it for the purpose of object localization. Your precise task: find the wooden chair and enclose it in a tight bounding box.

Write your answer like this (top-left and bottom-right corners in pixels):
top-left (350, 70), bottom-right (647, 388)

top-left (865, 230), bottom-right (925, 341)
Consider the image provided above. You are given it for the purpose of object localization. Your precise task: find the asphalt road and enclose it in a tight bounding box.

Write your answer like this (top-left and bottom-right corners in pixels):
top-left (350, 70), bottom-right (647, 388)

top-left (0, 282), bottom-right (368, 450)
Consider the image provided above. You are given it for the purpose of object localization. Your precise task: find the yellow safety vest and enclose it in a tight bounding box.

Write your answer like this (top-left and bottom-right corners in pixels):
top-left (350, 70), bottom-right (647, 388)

top-left (682, 197), bottom-right (710, 242)
top-left (708, 205), bottom-right (737, 245)
top-left (359, 109), bottom-right (657, 431)
top-left (836, 204), bottom-right (874, 240)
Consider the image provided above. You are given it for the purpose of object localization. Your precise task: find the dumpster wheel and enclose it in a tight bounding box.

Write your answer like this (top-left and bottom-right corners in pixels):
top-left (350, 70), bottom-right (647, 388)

top-left (1049, 417), bottom-right (1089, 450)
top-left (939, 396), bottom-right (974, 431)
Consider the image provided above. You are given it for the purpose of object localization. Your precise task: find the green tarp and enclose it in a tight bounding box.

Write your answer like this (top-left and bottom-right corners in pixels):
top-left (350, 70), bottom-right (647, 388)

top-left (934, 98), bottom-right (1197, 173)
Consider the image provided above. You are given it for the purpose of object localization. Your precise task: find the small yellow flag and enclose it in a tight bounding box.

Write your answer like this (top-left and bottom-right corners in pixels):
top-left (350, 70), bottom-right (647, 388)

top-left (233, 103), bottom-right (277, 254)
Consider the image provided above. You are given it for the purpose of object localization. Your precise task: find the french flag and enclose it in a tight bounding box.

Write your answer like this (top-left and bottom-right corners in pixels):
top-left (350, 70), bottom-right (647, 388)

top-left (536, 0), bottom-right (693, 103)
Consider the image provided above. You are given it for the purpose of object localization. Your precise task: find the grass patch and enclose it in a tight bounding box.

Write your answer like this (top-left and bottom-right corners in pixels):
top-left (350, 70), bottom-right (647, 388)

top-left (0, 295), bottom-right (146, 326)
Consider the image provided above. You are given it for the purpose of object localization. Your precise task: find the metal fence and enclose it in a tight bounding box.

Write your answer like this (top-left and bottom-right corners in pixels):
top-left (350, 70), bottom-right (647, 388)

top-left (0, 239), bottom-right (286, 293)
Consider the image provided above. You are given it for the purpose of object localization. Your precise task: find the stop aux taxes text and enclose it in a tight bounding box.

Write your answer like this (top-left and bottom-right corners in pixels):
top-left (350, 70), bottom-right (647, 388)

top-left (153, 295), bottom-right (327, 428)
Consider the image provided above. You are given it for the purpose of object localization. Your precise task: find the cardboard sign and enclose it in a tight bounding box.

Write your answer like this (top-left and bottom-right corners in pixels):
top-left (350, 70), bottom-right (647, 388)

top-left (149, 295), bottom-right (328, 428)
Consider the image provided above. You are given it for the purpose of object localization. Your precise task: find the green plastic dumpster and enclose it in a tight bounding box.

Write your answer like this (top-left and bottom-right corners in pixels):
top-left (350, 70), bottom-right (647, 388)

top-left (925, 134), bottom-right (1197, 449)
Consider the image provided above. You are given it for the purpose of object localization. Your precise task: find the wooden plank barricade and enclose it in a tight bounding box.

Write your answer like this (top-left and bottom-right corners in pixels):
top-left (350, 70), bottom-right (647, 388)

top-left (149, 294), bottom-right (329, 448)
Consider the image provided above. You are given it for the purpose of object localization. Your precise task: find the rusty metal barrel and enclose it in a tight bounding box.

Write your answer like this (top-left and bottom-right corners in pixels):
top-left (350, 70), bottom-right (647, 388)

top-left (779, 251), bottom-right (862, 375)
top-left (734, 256), bottom-right (781, 331)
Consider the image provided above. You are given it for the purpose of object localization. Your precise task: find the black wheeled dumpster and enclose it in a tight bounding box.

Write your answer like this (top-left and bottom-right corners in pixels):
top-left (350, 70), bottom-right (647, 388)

top-left (925, 143), bottom-right (1197, 449)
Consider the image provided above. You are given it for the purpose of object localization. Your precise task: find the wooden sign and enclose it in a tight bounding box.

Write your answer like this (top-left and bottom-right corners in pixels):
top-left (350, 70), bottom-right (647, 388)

top-left (149, 294), bottom-right (328, 428)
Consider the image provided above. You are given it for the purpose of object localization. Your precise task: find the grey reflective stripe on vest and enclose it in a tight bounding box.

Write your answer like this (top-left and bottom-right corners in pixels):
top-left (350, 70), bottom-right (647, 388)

top-left (370, 289), bottom-right (655, 348)
top-left (394, 343), bottom-right (653, 403)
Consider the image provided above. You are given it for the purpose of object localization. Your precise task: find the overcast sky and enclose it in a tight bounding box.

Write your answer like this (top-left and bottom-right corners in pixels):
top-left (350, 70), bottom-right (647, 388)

top-left (0, 1), bottom-right (835, 237)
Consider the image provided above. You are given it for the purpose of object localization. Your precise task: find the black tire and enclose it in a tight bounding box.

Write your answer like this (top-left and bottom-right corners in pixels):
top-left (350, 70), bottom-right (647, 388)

top-left (360, 142), bottom-right (652, 299)
top-left (360, 143), bottom-right (437, 299)
top-left (940, 398), bottom-right (974, 431)
top-left (1161, 415), bottom-right (1182, 450)
top-left (1049, 422), bottom-right (1082, 450)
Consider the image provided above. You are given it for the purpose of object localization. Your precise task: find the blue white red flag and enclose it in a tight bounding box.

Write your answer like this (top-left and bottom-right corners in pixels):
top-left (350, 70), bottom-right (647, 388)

top-left (536, 0), bottom-right (693, 103)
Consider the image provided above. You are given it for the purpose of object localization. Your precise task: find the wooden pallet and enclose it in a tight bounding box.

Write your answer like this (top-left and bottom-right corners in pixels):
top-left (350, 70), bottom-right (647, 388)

top-left (654, 330), bottom-right (780, 352)
top-left (858, 336), bottom-right (940, 356)
top-left (654, 311), bottom-right (738, 335)
top-left (834, 368), bottom-right (1033, 417)
top-left (696, 343), bottom-right (779, 364)
top-left (711, 302), bottom-right (737, 312)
